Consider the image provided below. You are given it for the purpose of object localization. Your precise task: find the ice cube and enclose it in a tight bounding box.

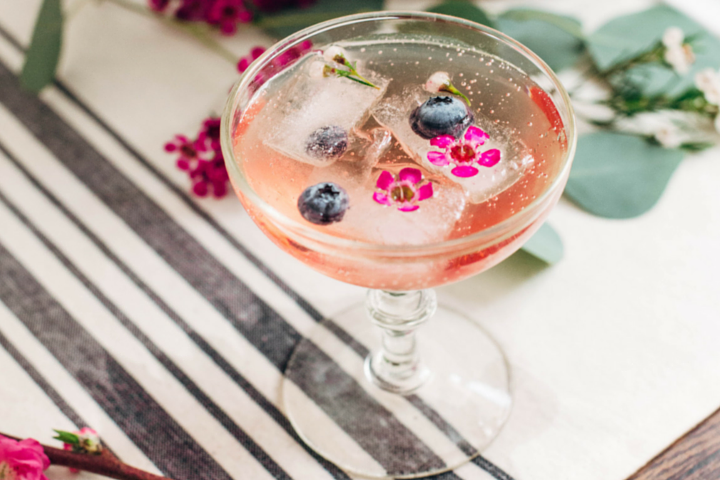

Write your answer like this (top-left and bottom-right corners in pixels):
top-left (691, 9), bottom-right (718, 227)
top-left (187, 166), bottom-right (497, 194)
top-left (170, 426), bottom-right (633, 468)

top-left (325, 172), bottom-right (467, 246)
top-left (306, 127), bottom-right (393, 188)
top-left (265, 55), bottom-right (389, 168)
top-left (373, 86), bottom-right (532, 204)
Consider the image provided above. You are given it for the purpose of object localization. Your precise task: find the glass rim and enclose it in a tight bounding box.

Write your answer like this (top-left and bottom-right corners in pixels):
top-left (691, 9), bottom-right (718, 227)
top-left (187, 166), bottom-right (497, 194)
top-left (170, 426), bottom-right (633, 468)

top-left (221, 10), bottom-right (577, 255)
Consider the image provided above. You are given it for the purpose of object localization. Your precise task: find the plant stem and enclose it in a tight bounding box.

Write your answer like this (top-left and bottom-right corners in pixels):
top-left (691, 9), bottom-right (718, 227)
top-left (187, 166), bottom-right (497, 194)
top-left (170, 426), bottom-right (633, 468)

top-left (3, 434), bottom-right (174, 480)
top-left (102, 0), bottom-right (238, 66)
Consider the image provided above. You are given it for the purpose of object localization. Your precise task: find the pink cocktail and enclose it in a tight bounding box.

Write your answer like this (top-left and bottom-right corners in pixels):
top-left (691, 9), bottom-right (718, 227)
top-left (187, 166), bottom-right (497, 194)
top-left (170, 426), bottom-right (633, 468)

top-left (222, 12), bottom-right (575, 479)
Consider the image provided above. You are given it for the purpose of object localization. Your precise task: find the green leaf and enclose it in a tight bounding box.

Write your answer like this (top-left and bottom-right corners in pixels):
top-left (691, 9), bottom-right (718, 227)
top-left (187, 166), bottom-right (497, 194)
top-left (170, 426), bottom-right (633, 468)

top-left (499, 9), bottom-right (583, 39)
top-left (496, 9), bottom-right (584, 72)
top-left (587, 5), bottom-right (720, 97)
top-left (255, 0), bottom-right (383, 38)
top-left (20, 0), bottom-right (63, 93)
top-left (520, 222), bottom-right (564, 265)
top-left (426, 1), bottom-right (495, 29)
top-left (564, 132), bottom-right (684, 219)
top-left (53, 429), bottom-right (79, 445)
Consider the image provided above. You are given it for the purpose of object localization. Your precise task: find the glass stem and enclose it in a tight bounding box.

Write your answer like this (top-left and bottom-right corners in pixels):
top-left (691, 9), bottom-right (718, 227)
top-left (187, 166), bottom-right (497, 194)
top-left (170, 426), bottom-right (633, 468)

top-left (364, 289), bottom-right (437, 394)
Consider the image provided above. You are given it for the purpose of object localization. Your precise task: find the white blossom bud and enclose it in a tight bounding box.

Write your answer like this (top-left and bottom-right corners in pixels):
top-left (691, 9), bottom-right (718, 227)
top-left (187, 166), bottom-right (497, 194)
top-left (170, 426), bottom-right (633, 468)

top-left (323, 45), bottom-right (347, 64)
top-left (425, 71), bottom-right (450, 93)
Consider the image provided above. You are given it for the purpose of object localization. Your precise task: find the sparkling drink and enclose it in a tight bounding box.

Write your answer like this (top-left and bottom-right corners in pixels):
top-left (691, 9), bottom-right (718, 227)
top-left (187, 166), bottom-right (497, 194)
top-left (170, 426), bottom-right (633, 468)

top-left (222, 12), bottom-right (575, 479)
top-left (232, 37), bottom-right (568, 290)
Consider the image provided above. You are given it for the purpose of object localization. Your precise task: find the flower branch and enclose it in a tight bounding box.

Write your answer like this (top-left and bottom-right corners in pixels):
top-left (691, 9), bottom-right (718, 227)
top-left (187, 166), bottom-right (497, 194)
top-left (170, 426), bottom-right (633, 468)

top-left (1, 433), bottom-right (174, 480)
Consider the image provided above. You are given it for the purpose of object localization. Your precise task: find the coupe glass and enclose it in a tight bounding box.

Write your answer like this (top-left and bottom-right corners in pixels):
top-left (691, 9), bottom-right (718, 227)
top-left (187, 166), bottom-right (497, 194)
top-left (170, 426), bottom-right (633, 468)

top-left (221, 11), bottom-right (575, 479)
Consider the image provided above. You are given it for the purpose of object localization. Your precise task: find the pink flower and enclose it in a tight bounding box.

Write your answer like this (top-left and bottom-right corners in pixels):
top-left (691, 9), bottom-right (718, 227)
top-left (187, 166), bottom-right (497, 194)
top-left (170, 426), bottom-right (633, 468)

top-left (190, 153), bottom-right (229, 198)
top-left (165, 134), bottom-right (210, 171)
top-left (0, 435), bottom-right (50, 480)
top-left (207, 0), bottom-right (253, 35)
top-left (148, 0), bottom-right (171, 11)
top-left (373, 168), bottom-right (433, 212)
top-left (427, 126), bottom-right (501, 178)
top-left (237, 46), bottom-right (267, 73)
top-left (198, 117), bottom-right (221, 151)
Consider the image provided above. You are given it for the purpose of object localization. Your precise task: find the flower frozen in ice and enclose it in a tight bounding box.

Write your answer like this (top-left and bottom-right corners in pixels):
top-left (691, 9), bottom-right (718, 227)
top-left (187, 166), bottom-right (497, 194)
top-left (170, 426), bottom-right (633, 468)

top-left (0, 435), bottom-right (50, 480)
top-left (662, 27), bottom-right (695, 75)
top-left (323, 45), bottom-right (348, 65)
top-left (373, 168), bottom-right (433, 212)
top-left (654, 125), bottom-right (682, 149)
top-left (425, 71), bottom-right (451, 93)
top-left (424, 71), bottom-right (470, 105)
top-left (427, 126), bottom-right (501, 178)
top-left (695, 68), bottom-right (720, 105)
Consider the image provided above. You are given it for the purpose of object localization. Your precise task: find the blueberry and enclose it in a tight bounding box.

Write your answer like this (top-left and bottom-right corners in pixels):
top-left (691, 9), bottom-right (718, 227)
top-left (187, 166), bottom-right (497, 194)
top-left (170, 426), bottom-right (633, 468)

top-left (305, 126), bottom-right (348, 160)
top-left (298, 182), bottom-right (349, 225)
top-left (410, 96), bottom-right (474, 140)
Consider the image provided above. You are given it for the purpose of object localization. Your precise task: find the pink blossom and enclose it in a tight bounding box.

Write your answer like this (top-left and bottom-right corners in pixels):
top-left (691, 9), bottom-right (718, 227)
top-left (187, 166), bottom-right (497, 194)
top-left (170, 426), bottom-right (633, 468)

top-left (427, 126), bottom-right (501, 178)
top-left (207, 0), bottom-right (253, 35)
top-left (0, 435), bottom-right (50, 480)
top-left (373, 168), bottom-right (433, 212)
top-left (167, 117), bottom-right (230, 198)
top-left (238, 46), bottom-right (267, 73)
top-left (165, 134), bottom-right (210, 171)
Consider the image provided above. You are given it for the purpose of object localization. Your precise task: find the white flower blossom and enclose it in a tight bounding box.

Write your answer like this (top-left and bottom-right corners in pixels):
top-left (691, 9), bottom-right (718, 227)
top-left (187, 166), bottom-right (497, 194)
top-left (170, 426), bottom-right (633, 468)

top-left (323, 45), bottom-right (347, 64)
top-left (425, 71), bottom-right (450, 93)
top-left (662, 27), bottom-right (695, 75)
top-left (308, 60), bottom-right (328, 79)
top-left (654, 125), bottom-right (683, 148)
top-left (695, 68), bottom-right (720, 105)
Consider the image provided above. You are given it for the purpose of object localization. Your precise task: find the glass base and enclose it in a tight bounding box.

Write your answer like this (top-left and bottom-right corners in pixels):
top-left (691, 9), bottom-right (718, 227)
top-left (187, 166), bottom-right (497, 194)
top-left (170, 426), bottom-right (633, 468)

top-left (282, 302), bottom-right (512, 479)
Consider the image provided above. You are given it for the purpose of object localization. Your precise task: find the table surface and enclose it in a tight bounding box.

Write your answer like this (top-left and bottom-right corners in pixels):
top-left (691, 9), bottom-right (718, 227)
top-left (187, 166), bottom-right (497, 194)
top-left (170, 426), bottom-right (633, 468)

top-left (0, 0), bottom-right (719, 479)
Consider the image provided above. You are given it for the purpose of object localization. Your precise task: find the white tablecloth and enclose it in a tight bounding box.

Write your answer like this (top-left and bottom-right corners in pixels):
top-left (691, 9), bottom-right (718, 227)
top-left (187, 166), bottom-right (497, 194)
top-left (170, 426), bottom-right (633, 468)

top-left (0, 0), bottom-right (719, 479)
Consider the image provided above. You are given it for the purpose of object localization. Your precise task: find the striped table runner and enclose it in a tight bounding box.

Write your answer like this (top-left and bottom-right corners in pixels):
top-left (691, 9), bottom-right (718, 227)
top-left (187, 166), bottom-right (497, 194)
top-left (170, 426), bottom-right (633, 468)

top-left (3, 1), bottom-right (720, 480)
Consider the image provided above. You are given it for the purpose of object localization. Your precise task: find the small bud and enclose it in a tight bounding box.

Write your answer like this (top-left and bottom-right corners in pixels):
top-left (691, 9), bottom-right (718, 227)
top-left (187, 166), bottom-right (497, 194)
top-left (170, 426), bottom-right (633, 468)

top-left (323, 45), bottom-right (347, 65)
top-left (424, 71), bottom-right (451, 93)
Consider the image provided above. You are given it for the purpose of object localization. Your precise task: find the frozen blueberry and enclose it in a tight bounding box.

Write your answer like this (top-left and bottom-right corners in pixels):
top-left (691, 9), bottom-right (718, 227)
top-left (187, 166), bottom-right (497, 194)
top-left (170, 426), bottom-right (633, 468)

top-left (410, 96), bottom-right (474, 140)
top-left (305, 125), bottom-right (348, 160)
top-left (298, 182), bottom-right (349, 225)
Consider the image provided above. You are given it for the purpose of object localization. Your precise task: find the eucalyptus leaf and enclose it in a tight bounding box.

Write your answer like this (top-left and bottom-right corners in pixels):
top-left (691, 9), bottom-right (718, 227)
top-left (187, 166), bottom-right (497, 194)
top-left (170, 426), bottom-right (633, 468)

top-left (20, 0), bottom-right (63, 93)
top-left (426, 1), bottom-right (495, 29)
top-left (564, 132), bottom-right (684, 219)
top-left (520, 223), bottom-right (564, 265)
top-left (255, 0), bottom-right (383, 38)
top-left (587, 5), bottom-right (720, 97)
top-left (496, 10), bottom-right (584, 72)
top-left (499, 9), bottom-right (583, 39)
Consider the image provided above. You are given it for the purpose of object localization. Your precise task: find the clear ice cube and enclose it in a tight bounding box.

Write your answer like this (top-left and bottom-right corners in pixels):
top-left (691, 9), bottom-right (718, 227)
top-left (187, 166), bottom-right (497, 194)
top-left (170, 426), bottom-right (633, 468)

top-left (265, 55), bottom-right (390, 168)
top-left (325, 174), bottom-right (467, 246)
top-left (372, 86), bottom-right (533, 204)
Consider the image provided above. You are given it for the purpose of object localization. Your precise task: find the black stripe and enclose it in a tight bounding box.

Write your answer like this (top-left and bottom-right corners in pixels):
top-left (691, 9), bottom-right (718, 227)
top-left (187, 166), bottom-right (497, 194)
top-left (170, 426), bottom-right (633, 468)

top-left (49, 51), bottom-right (512, 480)
top-left (0, 140), bottom-right (351, 480)
top-left (0, 241), bottom-right (232, 480)
top-left (0, 188), bottom-right (291, 480)
top-left (0, 56), bottom-right (446, 475)
top-left (0, 23), bottom-right (514, 480)
top-left (0, 329), bottom-right (89, 430)
top-left (53, 64), bottom-right (511, 480)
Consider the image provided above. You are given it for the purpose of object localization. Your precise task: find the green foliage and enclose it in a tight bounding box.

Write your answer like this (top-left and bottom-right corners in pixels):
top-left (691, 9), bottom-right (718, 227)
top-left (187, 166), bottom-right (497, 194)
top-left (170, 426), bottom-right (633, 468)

top-left (564, 132), bottom-right (685, 219)
top-left (426, 1), bottom-right (495, 29)
top-left (256, 0), bottom-right (383, 38)
top-left (20, 0), bottom-right (63, 93)
top-left (496, 9), bottom-right (584, 72)
top-left (587, 5), bottom-right (720, 97)
top-left (520, 223), bottom-right (564, 265)
top-left (53, 429), bottom-right (79, 445)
